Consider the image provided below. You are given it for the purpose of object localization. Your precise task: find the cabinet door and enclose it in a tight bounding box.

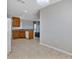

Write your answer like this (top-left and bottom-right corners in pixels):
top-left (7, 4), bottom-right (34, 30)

top-left (29, 31), bottom-right (34, 39)
top-left (18, 31), bottom-right (25, 38)
top-left (12, 17), bottom-right (20, 27)
top-left (12, 30), bottom-right (25, 39)
top-left (12, 30), bottom-right (19, 39)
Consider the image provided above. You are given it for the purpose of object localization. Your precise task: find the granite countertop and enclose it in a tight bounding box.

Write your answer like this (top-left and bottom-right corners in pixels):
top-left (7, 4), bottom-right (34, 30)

top-left (12, 27), bottom-right (33, 31)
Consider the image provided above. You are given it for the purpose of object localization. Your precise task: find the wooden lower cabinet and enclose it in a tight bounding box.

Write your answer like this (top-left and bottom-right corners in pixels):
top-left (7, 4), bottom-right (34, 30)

top-left (12, 29), bottom-right (34, 39)
top-left (12, 30), bottom-right (25, 39)
top-left (29, 31), bottom-right (34, 39)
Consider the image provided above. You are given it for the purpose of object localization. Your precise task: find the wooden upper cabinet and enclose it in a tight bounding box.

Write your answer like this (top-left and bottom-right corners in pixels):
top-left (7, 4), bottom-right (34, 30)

top-left (12, 17), bottom-right (20, 27)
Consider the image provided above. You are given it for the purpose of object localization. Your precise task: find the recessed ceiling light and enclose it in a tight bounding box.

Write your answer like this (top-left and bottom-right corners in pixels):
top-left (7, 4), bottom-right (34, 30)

top-left (24, 10), bottom-right (28, 13)
top-left (17, 0), bottom-right (25, 4)
top-left (36, 0), bottom-right (50, 6)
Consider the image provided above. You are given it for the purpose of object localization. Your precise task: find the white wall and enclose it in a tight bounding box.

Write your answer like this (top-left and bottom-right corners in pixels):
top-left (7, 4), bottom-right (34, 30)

top-left (40, 0), bottom-right (72, 54)
top-left (7, 18), bottom-right (11, 54)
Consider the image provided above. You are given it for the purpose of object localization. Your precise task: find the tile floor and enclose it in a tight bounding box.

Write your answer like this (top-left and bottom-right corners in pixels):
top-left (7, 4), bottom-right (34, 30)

top-left (8, 39), bottom-right (72, 59)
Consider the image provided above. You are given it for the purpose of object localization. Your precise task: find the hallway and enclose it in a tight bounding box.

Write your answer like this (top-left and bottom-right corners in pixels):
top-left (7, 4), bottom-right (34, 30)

top-left (8, 39), bottom-right (71, 59)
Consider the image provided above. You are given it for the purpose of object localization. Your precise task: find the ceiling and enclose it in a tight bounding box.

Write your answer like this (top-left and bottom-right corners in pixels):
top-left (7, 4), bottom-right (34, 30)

top-left (7, 0), bottom-right (62, 21)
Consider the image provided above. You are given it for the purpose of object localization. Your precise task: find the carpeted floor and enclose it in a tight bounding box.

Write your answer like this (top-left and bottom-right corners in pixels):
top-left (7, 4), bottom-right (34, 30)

top-left (8, 39), bottom-right (72, 59)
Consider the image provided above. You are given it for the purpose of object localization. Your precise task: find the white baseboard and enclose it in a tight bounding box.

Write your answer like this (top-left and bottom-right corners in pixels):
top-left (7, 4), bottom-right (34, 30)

top-left (40, 43), bottom-right (72, 56)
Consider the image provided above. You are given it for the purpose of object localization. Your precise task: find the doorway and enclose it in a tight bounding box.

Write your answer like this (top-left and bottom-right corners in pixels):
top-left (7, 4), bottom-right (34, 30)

top-left (33, 21), bottom-right (40, 41)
